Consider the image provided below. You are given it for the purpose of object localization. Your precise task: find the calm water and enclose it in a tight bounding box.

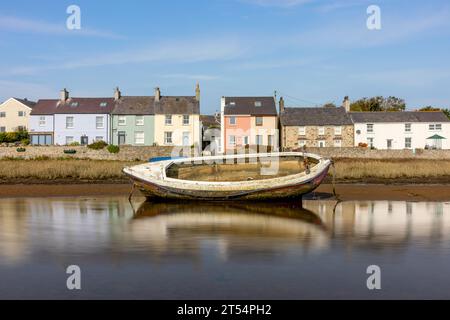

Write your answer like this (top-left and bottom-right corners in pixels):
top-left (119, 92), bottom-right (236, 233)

top-left (1, 196), bottom-right (450, 299)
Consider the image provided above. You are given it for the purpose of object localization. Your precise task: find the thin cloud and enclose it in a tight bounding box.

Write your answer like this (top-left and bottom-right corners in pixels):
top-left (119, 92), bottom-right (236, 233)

top-left (240, 0), bottom-right (312, 7)
top-left (6, 37), bottom-right (247, 75)
top-left (0, 80), bottom-right (55, 102)
top-left (162, 74), bottom-right (220, 81)
top-left (0, 15), bottom-right (124, 39)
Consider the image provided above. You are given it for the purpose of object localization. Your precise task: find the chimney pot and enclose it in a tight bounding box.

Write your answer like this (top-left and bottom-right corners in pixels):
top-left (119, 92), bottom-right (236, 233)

top-left (343, 96), bottom-right (350, 112)
top-left (279, 97), bottom-right (285, 114)
top-left (195, 82), bottom-right (200, 102)
top-left (155, 87), bottom-right (161, 102)
top-left (60, 88), bottom-right (69, 102)
top-left (114, 87), bottom-right (121, 101)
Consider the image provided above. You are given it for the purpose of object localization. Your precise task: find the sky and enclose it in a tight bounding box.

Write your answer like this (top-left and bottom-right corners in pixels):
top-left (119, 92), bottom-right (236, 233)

top-left (0, 0), bottom-right (450, 113)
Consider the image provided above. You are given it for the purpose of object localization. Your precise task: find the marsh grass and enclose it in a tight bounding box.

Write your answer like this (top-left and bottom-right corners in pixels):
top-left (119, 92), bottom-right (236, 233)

top-left (0, 159), bottom-right (139, 181)
top-left (0, 158), bottom-right (449, 182)
top-left (333, 159), bottom-right (450, 180)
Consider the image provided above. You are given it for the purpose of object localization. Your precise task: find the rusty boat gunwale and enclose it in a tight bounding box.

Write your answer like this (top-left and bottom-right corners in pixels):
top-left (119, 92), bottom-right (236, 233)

top-left (123, 152), bottom-right (332, 201)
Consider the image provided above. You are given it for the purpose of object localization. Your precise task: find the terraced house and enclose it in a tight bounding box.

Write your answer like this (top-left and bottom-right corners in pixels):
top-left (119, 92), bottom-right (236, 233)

top-left (153, 85), bottom-right (201, 147)
top-left (111, 88), bottom-right (155, 146)
top-left (280, 102), bottom-right (354, 149)
top-left (0, 97), bottom-right (36, 133)
top-left (30, 89), bottom-right (114, 145)
top-left (220, 96), bottom-right (278, 151)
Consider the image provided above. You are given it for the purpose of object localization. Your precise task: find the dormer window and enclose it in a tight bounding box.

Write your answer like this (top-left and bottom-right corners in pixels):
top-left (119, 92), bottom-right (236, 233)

top-left (100, 102), bottom-right (108, 107)
top-left (70, 102), bottom-right (79, 108)
top-left (255, 101), bottom-right (262, 107)
top-left (230, 102), bottom-right (236, 106)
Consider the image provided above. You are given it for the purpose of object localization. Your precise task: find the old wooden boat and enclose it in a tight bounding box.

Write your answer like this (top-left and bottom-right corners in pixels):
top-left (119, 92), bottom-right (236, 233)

top-left (123, 152), bottom-right (332, 201)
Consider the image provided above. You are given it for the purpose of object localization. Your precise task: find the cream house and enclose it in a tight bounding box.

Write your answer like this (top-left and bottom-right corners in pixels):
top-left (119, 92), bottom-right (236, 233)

top-left (153, 85), bottom-right (201, 147)
top-left (0, 98), bottom-right (36, 132)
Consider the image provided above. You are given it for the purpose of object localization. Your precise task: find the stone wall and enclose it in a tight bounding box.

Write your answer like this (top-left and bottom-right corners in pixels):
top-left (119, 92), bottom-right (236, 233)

top-left (0, 146), bottom-right (175, 161)
top-left (284, 147), bottom-right (450, 159)
top-left (283, 125), bottom-right (354, 148)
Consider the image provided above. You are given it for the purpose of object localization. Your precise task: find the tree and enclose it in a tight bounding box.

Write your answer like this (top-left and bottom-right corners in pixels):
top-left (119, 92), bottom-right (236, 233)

top-left (322, 102), bottom-right (336, 108)
top-left (420, 106), bottom-right (450, 120)
top-left (350, 96), bottom-right (406, 112)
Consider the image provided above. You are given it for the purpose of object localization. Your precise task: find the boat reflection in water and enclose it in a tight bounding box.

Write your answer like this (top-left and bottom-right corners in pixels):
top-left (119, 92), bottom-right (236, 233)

top-left (1, 197), bottom-right (450, 298)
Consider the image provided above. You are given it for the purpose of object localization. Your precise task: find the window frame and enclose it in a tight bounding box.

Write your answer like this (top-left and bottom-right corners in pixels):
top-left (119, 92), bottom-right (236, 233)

top-left (164, 131), bottom-right (173, 144)
top-left (96, 116), bottom-right (104, 129)
top-left (66, 116), bottom-right (74, 129)
top-left (255, 117), bottom-right (263, 126)
top-left (405, 137), bottom-right (412, 149)
top-left (367, 124), bottom-right (374, 133)
top-left (229, 135), bottom-right (236, 146)
top-left (318, 127), bottom-right (325, 135)
top-left (256, 135), bottom-right (263, 145)
top-left (118, 116), bottom-right (126, 126)
top-left (135, 116), bottom-right (144, 126)
top-left (182, 115), bottom-right (190, 126)
top-left (405, 123), bottom-right (411, 133)
top-left (66, 136), bottom-right (74, 145)
top-left (229, 116), bottom-right (236, 125)
top-left (39, 116), bottom-right (46, 127)
top-left (334, 126), bottom-right (342, 135)
top-left (135, 131), bottom-right (145, 145)
top-left (165, 115), bottom-right (173, 126)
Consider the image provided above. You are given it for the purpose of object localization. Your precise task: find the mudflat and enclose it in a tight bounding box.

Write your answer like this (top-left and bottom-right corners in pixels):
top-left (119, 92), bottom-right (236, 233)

top-left (0, 183), bottom-right (449, 201)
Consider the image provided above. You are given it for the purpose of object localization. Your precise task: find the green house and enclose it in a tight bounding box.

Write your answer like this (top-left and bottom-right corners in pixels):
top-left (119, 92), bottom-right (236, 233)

top-left (111, 92), bottom-right (155, 146)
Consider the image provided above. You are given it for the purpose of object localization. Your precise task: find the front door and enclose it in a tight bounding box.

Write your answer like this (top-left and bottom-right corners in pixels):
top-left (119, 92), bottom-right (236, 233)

top-left (118, 131), bottom-right (126, 145)
top-left (183, 132), bottom-right (190, 146)
top-left (387, 139), bottom-right (393, 149)
top-left (80, 136), bottom-right (88, 145)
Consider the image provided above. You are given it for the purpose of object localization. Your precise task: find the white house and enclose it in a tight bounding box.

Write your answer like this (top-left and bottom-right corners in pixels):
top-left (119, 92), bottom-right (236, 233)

top-left (0, 97), bottom-right (36, 132)
top-left (350, 111), bottom-right (450, 150)
top-left (30, 89), bottom-right (114, 145)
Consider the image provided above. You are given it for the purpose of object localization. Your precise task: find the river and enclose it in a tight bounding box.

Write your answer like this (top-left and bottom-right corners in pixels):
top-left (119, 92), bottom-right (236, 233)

top-left (0, 196), bottom-right (450, 299)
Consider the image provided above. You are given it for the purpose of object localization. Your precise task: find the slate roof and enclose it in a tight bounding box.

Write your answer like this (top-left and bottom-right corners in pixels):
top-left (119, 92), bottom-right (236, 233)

top-left (224, 97), bottom-right (277, 116)
top-left (154, 96), bottom-right (200, 115)
top-left (349, 111), bottom-right (450, 123)
top-left (280, 107), bottom-right (353, 126)
top-left (200, 115), bottom-right (220, 128)
top-left (112, 96), bottom-right (155, 115)
top-left (14, 98), bottom-right (37, 109)
top-left (31, 98), bottom-right (116, 115)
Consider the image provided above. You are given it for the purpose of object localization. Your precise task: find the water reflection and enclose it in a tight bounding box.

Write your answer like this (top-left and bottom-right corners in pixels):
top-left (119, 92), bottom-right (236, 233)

top-left (1, 197), bottom-right (450, 298)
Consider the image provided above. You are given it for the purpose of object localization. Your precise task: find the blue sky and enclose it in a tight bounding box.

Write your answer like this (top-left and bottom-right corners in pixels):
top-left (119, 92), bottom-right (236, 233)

top-left (1, 0), bottom-right (449, 113)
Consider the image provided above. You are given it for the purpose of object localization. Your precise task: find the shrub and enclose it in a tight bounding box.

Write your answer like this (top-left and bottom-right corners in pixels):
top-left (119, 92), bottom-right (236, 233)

top-left (0, 131), bottom-right (29, 143)
top-left (87, 140), bottom-right (108, 150)
top-left (107, 145), bottom-right (120, 154)
top-left (69, 141), bottom-right (80, 146)
top-left (16, 147), bottom-right (26, 153)
top-left (21, 138), bottom-right (30, 146)
top-left (63, 149), bottom-right (77, 154)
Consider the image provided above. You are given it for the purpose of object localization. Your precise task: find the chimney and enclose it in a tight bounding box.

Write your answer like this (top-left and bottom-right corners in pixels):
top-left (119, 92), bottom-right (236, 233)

top-left (114, 87), bottom-right (121, 101)
top-left (195, 82), bottom-right (200, 101)
top-left (60, 88), bottom-right (69, 102)
top-left (279, 97), bottom-right (285, 114)
top-left (343, 96), bottom-right (350, 112)
top-left (155, 87), bottom-right (161, 102)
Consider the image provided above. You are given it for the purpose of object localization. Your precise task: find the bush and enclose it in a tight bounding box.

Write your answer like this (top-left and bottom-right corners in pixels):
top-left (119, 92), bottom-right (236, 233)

top-left (107, 145), bottom-right (120, 154)
top-left (63, 149), bottom-right (77, 154)
top-left (0, 131), bottom-right (29, 143)
top-left (87, 140), bottom-right (108, 150)
top-left (21, 138), bottom-right (30, 146)
top-left (16, 147), bottom-right (26, 153)
top-left (69, 141), bottom-right (80, 146)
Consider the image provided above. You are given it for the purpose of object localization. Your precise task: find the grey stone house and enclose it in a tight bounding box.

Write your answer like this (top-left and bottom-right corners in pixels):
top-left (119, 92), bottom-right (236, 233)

top-left (280, 106), bottom-right (354, 149)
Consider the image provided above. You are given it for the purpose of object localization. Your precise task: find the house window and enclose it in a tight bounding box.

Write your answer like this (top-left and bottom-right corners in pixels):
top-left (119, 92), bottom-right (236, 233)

top-left (66, 116), bottom-right (74, 129)
top-left (0, 112), bottom-right (5, 117)
top-left (318, 140), bottom-right (326, 148)
top-left (165, 115), bottom-right (172, 125)
top-left (367, 138), bottom-right (374, 148)
top-left (255, 101), bottom-right (262, 107)
top-left (66, 136), bottom-right (74, 145)
top-left (118, 116), bottom-right (126, 126)
top-left (387, 139), bottom-right (393, 149)
top-left (229, 135), bottom-right (236, 146)
top-left (318, 127), bottom-right (325, 135)
top-left (135, 116), bottom-right (144, 126)
top-left (243, 136), bottom-right (249, 145)
top-left (18, 111), bottom-right (25, 117)
top-left (96, 116), bottom-right (104, 129)
top-left (17, 126), bottom-right (25, 131)
top-left (405, 137), bottom-right (412, 149)
top-left (429, 124), bottom-right (435, 131)
top-left (334, 126), bottom-right (342, 135)
top-left (39, 116), bottom-right (46, 127)
top-left (405, 123), bottom-right (411, 132)
top-left (229, 117), bottom-right (236, 125)
top-left (256, 135), bottom-right (263, 145)
top-left (298, 126), bottom-right (306, 135)
top-left (436, 124), bottom-right (442, 131)
top-left (367, 124), bottom-right (374, 133)
top-left (100, 102), bottom-right (108, 107)
top-left (334, 140), bottom-right (342, 147)
top-left (135, 132), bottom-right (145, 145)
top-left (255, 117), bottom-right (263, 126)
top-left (70, 102), bottom-right (79, 108)
top-left (183, 115), bottom-right (190, 125)
top-left (164, 132), bottom-right (173, 144)
top-left (0, 127), bottom-right (5, 132)
top-left (298, 140), bottom-right (306, 147)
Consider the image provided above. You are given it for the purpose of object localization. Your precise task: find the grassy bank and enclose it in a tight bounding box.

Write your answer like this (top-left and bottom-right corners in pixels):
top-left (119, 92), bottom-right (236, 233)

top-left (0, 158), bottom-right (449, 184)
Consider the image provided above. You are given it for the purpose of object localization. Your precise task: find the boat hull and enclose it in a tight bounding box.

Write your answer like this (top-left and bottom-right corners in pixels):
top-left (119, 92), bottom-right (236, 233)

top-left (127, 162), bottom-right (331, 201)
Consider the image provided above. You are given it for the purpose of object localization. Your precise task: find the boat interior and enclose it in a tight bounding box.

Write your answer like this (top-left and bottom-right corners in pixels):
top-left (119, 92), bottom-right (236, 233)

top-left (165, 155), bottom-right (320, 182)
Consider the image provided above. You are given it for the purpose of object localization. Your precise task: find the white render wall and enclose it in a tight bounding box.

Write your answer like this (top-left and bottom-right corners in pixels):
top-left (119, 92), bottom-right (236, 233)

top-left (354, 122), bottom-right (450, 149)
top-left (54, 114), bottom-right (111, 145)
top-left (29, 115), bottom-right (54, 133)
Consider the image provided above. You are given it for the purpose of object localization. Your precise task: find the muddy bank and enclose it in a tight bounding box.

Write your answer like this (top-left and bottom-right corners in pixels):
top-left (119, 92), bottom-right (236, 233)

top-left (0, 183), bottom-right (449, 201)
